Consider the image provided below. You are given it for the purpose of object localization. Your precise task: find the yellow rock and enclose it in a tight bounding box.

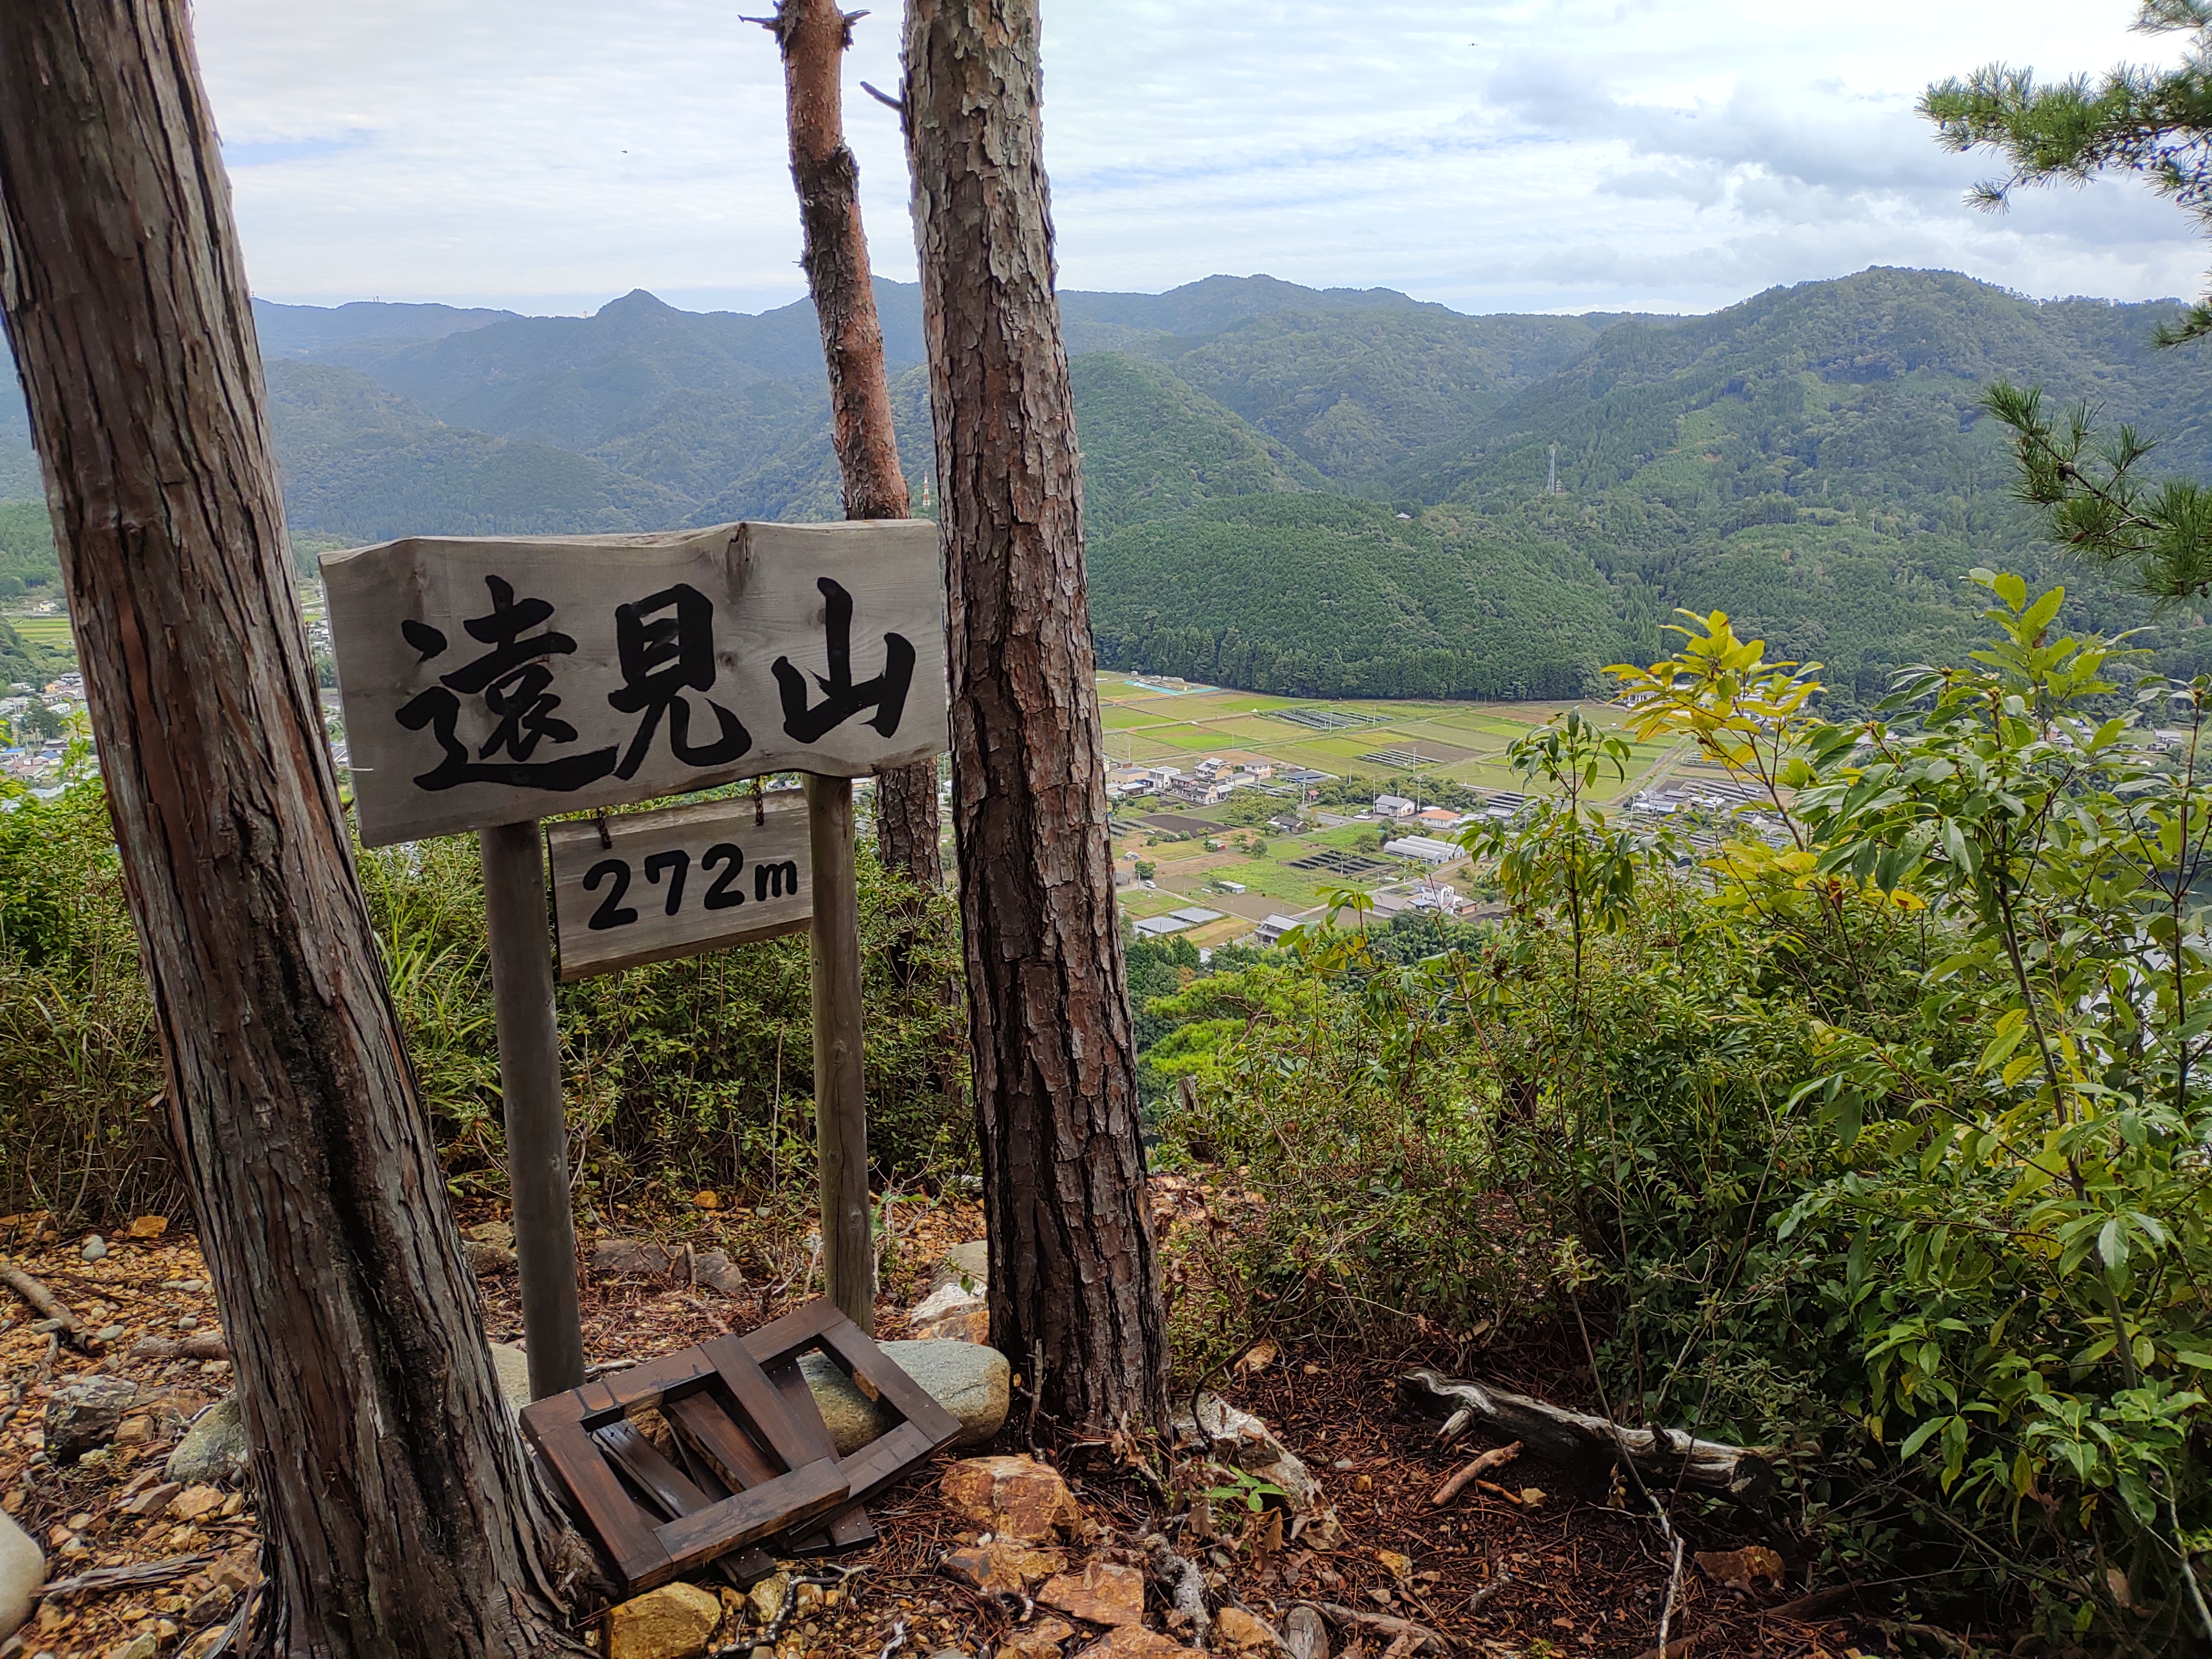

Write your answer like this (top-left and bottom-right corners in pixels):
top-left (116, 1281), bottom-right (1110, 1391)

top-left (997, 1618), bottom-right (1076, 1659)
top-left (606, 1582), bottom-right (722, 1659)
top-left (747, 1572), bottom-right (790, 1627)
top-left (692, 1190), bottom-right (720, 1210)
top-left (126, 1215), bottom-right (169, 1240)
top-left (1038, 1562), bottom-right (1143, 1627)
top-left (941, 1540), bottom-right (1070, 1593)
top-left (940, 1455), bottom-right (1088, 1542)
top-left (1072, 1630), bottom-right (1203, 1659)
top-left (1215, 1607), bottom-right (1281, 1649)
top-left (1376, 1548), bottom-right (1412, 1582)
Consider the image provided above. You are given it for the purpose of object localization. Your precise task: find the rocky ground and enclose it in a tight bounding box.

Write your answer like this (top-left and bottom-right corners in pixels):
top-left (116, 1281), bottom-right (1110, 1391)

top-left (1, 1188), bottom-right (1867, 1659)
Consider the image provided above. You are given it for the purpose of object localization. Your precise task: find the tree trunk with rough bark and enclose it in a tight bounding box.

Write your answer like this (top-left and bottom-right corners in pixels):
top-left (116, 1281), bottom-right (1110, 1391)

top-left (902, 0), bottom-right (1169, 1430)
top-left (760, 0), bottom-right (942, 889)
top-left (0, 4), bottom-right (603, 1652)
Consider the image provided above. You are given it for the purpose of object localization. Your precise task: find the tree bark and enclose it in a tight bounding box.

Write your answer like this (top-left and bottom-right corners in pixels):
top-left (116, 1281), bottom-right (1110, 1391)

top-left (0, 4), bottom-right (602, 1653)
top-left (903, 0), bottom-right (1168, 1430)
top-left (760, 0), bottom-right (942, 889)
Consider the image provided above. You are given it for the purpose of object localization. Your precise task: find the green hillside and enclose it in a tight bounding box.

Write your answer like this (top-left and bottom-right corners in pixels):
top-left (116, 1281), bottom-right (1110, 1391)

top-left (1071, 353), bottom-right (1321, 533)
top-left (1142, 306), bottom-right (1606, 482)
top-left (265, 361), bottom-right (692, 541)
top-left (8, 269), bottom-right (2212, 709)
top-left (1089, 495), bottom-right (1625, 698)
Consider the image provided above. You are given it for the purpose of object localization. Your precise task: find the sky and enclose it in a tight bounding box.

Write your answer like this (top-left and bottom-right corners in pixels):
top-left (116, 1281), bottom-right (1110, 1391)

top-left (193, 1), bottom-right (2208, 321)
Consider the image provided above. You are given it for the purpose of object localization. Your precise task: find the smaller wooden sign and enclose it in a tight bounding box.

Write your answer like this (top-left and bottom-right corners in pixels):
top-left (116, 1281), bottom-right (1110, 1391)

top-left (546, 792), bottom-right (810, 982)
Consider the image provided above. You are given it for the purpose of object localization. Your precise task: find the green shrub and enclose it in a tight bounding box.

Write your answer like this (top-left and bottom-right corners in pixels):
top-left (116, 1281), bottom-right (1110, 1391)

top-left (1, 780), bottom-right (971, 1224)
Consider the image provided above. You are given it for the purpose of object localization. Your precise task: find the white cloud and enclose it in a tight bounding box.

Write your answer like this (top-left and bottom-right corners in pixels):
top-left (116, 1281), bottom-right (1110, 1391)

top-left (191, 0), bottom-right (2211, 318)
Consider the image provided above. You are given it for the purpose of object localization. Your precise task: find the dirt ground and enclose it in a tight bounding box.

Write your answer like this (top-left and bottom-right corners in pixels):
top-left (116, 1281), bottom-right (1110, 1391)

top-left (2, 1189), bottom-right (1882, 1659)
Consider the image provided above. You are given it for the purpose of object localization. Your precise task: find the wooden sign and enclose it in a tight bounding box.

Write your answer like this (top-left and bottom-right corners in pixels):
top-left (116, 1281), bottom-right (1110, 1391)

top-left (322, 520), bottom-right (946, 847)
top-left (546, 793), bottom-right (811, 981)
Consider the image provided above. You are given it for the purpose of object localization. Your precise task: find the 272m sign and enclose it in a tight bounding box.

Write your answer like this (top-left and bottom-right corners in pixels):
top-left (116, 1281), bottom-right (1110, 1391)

top-left (546, 794), bottom-right (811, 981)
top-left (322, 520), bottom-right (946, 847)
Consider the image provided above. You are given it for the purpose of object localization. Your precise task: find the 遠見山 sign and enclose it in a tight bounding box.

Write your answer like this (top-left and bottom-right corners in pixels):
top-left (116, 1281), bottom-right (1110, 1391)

top-left (322, 519), bottom-right (946, 847)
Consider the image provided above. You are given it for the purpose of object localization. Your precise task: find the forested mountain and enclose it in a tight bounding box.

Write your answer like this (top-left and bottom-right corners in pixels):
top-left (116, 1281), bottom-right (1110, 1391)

top-left (4, 267), bottom-right (2210, 706)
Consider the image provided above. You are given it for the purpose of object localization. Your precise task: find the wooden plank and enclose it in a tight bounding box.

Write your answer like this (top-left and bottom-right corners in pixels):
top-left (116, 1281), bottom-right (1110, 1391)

top-left (594, 1420), bottom-right (711, 1517)
top-left (665, 1392), bottom-right (782, 1491)
top-left (580, 1347), bottom-right (722, 1420)
top-left (705, 1336), bottom-right (813, 1469)
top-left (520, 1413), bottom-right (669, 1587)
top-left (806, 775), bottom-right (873, 1331)
top-left (740, 1296), bottom-right (846, 1365)
top-left (547, 792), bottom-right (812, 981)
top-left (322, 519), bottom-right (948, 846)
top-left (766, 1354), bottom-right (876, 1557)
top-left (481, 818), bottom-right (583, 1399)
top-left (656, 1458), bottom-right (849, 1575)
top-left (595, 1421), bottom-right (778, 1588)
top-left (818, 1322), bottom-right (962, 1446)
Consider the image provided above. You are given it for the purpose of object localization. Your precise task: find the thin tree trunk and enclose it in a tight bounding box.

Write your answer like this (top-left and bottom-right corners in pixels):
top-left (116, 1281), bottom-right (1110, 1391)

top-left (0, 4), bottom-right (602, 1652)
top-left (760, 0), bottom-right (942, 890)
top-left (903, 0), bottom-right (1168, 1430)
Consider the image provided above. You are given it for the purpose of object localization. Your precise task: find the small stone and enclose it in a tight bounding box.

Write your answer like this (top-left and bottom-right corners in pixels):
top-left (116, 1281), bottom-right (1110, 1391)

top-left (43, 1377), bottom-right (138, 1464)
top-left (692, 1190), bottom-right (719, 1210)
top-left (111, 1418), bottom-right (153, 1448)
top-left (940, 1456), bottom-right (1086, 1543)
top-left (941, 1541), bottom-right (1068, 1594)
top-left (1376, 1550), bottom-right (1411, 1583)
top-left (465, 1220), bottom-right (514, 1248)
top-left (96, 1326), bottom-right (128, 1347)
top-left (105, 1638), bottom-right (156, 1659)
top-left (1215, 1608), bottom-right (1280, 1650)
top-left (605, 1582), bottom-right (722, 1659)
top-left (175, 1316), bottom-right (199, 1332)
top-left (932, 1241), bottom-right (990, 1292)
top-left (185, 1583), bottom-right (236, 1625)
top-left (1071, 1631), bottom-right (1201, 1659)
top-left (747, 1573), bottom-right (790, 1627)
top-left (168, 1485), bottom-right (225, 1523)
top-left (125, 1216), bottom-right (168, 1240)
top-left (690, 1250), bottom-right (745, 1296)
top-left (0, 1511), bottom-right (43, 1642)
top-left (80, 1236), bottom-right (106, 1262)
top-left (996, 1619), bottom-right (1075, 1659)
top-left (1037, 1562), bottom-right (1142, 1627)
top-left (1693, 1545), bottom-right (1784, 1590)
top-left (165, 1400), bottom-right (248, 1486)
top-left (462, 1240), bottom-right (517, 1276)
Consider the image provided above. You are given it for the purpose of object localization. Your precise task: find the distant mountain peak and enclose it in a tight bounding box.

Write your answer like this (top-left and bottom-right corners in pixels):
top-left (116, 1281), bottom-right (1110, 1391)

top-left (598, 288), bottom-right (679, 317)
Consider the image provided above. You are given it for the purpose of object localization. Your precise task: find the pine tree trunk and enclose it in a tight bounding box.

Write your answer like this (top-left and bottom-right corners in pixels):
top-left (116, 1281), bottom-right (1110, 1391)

top-left (761, 0), bottom-right (943, 890)
top-left (0, 5), bottom-right (603, 1652)
top-left (902, 0), bottom-right (1168, 1430)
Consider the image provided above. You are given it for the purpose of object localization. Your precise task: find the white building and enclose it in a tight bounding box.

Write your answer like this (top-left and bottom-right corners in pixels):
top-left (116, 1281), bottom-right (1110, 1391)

top-left (1384, 835), bottom-right (1461, 865)
top-left (1255, 914), bottom-right (1305, 946)
top-left (1373, 794), bottom-right (1417, 817)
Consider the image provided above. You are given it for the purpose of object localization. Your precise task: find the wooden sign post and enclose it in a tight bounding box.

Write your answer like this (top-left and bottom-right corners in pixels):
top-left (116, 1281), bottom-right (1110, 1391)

top-left (324, 520), bottom-right (945, 1391)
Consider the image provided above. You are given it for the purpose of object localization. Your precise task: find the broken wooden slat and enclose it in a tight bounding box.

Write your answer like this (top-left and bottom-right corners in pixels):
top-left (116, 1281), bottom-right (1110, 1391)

top-left (656, 1458), bottom-right (847, 1577)
top-left (594, 1421), bottom-right (775, 1588)
top-left (766, 1354), bottom-right (879, 1556)
top-left (520, 1395), bottom-right (671, 1587)
top-left (665, 1391), bottom-right (783, 1490)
